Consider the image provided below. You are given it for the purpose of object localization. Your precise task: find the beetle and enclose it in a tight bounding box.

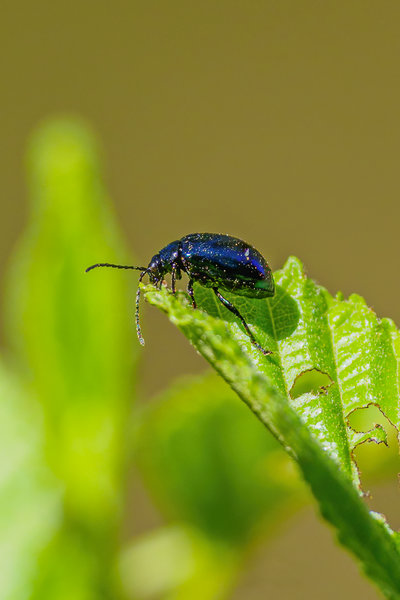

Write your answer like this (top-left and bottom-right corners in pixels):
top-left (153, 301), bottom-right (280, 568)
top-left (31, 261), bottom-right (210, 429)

top-left (86, 233), bottom-right (275, 355)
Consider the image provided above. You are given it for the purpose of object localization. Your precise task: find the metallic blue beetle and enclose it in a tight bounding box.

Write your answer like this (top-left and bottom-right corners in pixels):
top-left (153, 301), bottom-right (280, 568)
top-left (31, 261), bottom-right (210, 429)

top-left (86, 233), bottom-right (275, 355)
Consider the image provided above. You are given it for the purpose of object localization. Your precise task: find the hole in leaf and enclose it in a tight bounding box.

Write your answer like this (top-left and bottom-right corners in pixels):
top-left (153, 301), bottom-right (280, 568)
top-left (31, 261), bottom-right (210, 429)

top-left (349, 405), bottom-right (400, 527)
top-left (348, 404), bottom-right (391, 435)
top-left (290, 369), bottom-right (333, 399)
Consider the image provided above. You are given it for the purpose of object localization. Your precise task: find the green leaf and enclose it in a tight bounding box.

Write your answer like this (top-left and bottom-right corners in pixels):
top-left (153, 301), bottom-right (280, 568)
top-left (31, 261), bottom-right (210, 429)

top-left (119, 525), bottom-right (239, 600)
top-left (130, 373), bottom-right (303, 599)
top-left (144, 257), bottom-right (400, 599)
top-left (0, 362), bottom-right (61, 600)
top-left (135, 373), bottom-right (303, 545)
top-left (4, 118), bottom-right (136, 599)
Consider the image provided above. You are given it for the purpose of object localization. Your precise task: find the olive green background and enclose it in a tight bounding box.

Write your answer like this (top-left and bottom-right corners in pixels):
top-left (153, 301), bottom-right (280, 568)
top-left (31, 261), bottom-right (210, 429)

top-left (1, 2), bottom-right (400, 598)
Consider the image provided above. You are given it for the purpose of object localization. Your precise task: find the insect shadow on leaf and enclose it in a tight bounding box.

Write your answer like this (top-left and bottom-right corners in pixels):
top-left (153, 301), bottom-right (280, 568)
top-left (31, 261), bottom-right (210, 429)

top-left (194, 284), bottom-right (300, 349)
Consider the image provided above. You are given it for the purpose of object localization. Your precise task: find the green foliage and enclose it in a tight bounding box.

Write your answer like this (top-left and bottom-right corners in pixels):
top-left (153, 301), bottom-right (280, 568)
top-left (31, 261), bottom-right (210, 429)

top-left (2, 116), bottom-right (400, 600)
top-left (3, 118), bottom-right (136, 599)
top-left (136, 373), bottom-right (301, 546)
top-left (0, 363), bottom-right (61, 600)
top-left (130, 372), bottom-right (303, 598)
top-left (144, 257), bottom-right (400, 599)
top-left (120, 525), bottom-right (240, 600)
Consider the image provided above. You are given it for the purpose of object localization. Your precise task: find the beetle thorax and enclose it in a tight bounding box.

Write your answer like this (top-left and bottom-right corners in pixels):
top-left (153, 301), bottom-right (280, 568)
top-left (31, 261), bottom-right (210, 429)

top-left (150, 240), bottom-right (181, 277)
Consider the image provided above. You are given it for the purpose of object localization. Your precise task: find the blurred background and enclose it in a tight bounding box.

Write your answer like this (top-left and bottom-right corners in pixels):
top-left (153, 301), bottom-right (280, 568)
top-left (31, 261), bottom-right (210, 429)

top-left (1, 2), bottom-right (400, 598)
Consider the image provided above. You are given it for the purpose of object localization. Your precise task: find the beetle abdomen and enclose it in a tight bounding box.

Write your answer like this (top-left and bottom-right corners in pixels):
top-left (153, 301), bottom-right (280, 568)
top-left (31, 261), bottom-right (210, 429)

top-left (180, 233), bottom-right (274, 298)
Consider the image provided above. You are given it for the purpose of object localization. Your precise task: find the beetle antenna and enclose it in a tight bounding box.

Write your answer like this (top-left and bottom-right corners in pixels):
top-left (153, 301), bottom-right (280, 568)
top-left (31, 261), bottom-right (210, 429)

top-left (86, 261), bottom-right (150, 346)
top-left (85, 263), bottom-right (147, 273)
top-left (135, 270), bottom-right (149, 346)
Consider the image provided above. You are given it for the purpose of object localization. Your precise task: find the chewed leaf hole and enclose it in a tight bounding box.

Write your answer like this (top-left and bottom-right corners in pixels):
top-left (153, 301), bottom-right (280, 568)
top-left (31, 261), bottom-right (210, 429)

top-left (290, 369), bottom-right (333, 400)
top-left (348, 404), bottom-right (392, 435)
top-left (348, 405), bottom-right (393, 454)
top-left (349, 405), bottom-right (400, 525)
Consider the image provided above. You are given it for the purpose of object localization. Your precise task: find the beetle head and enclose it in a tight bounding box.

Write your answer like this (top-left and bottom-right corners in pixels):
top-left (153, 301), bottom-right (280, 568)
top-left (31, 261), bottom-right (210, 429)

top-left (147, 253), bottom-right (165, 282)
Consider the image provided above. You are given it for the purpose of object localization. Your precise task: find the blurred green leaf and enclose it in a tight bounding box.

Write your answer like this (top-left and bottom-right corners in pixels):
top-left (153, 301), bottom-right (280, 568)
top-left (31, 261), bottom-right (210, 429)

top-left (136, 372), bottom-right (302, 545)
top-left (0, 361), bottom-right (61, 600)
top-left (5, 118), bottom-right (137, 598)
top-left (130, 372), bottom-right (303, 598)
top-left (120, 525), bottom-right (239, 600)
top-left (144, 256), bottom-right (400, 599)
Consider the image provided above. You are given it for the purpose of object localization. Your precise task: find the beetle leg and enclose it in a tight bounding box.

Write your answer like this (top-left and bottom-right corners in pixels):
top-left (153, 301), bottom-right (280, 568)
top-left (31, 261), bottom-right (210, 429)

top-left (187, 279), bottom-right (197, 308)
top-left (213, 288), bottom-right (271, 356)
top-left (171, 264), bottom-right (177, 294)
